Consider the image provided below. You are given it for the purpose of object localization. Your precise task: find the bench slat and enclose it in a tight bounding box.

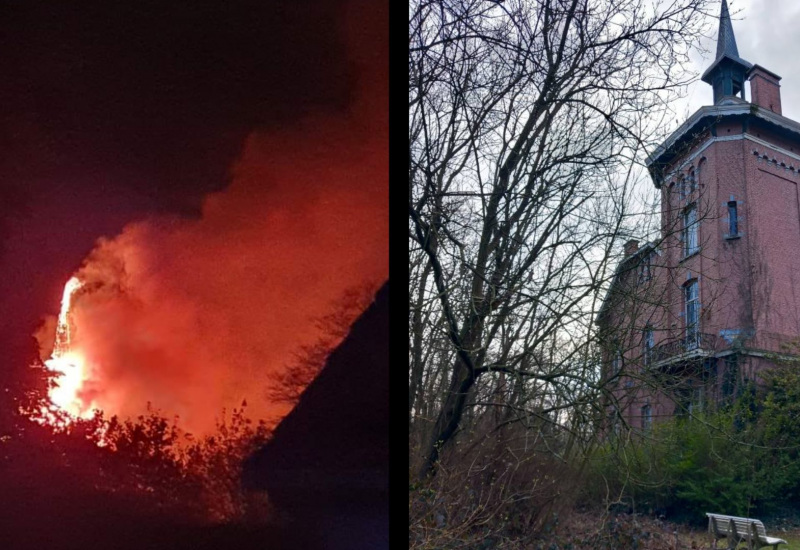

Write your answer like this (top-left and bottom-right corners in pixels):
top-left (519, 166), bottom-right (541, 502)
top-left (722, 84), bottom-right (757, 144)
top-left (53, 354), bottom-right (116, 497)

top-left (706, 513), bottom-right (787, 549)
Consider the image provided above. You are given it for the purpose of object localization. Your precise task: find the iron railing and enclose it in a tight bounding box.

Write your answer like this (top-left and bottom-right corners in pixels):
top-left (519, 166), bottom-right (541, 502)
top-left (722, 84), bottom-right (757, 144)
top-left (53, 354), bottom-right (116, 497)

top-left (649, 332), bottom-right (718, 365)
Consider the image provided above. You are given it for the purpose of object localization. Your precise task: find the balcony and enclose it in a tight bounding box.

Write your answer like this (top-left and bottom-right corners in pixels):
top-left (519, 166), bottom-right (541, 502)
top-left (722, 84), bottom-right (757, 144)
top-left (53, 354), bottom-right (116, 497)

top-left (649, 332), bottom-right (719, 368)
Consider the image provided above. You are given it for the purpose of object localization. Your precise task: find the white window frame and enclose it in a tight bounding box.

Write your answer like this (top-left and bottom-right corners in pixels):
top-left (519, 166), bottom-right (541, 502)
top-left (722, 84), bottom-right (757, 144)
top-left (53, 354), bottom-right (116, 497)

top-left (683, 204), bottom-right (698, 257)
top-left (685, 280), bottom-right (700, 350)
top-left (643, 327), bottom-right (654, 366)
top-left (611, 349), bottom-right (622, 376)
top-left (688, 386), bottom-right (704, 417)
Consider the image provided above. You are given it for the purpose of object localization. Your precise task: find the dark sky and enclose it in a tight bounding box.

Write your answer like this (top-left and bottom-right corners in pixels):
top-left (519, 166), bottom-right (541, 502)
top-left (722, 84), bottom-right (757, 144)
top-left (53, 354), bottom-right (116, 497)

top-left (0, 0), bottom-right (366, 393)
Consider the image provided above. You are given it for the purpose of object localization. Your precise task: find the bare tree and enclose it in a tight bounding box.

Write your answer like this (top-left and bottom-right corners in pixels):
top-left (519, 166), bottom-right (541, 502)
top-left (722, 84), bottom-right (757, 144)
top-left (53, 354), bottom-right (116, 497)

top-left (409, 0), bottom-right (715, 480)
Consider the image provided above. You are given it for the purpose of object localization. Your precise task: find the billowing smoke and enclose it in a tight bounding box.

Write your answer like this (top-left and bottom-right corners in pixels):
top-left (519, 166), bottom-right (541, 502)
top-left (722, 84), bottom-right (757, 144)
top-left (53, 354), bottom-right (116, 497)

top-left (34, 0), bottom-right (387, 434)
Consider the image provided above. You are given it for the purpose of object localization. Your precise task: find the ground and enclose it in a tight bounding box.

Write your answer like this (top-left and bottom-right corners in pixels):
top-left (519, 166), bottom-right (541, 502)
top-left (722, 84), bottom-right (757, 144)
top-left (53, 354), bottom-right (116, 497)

top-left (413, 512), bottom-right (800, 549)
top-left (677, 526), bottom-right (800, 549)
top-left (565, 514), bottom-right (800, 550)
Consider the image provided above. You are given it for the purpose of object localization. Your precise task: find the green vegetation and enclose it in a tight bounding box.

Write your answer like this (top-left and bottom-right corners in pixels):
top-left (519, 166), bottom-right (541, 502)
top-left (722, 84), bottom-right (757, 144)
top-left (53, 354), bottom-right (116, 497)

top-left (587, 360), bottom-right (800, 524)
top-left (410, 361), bottom-right (800, 548)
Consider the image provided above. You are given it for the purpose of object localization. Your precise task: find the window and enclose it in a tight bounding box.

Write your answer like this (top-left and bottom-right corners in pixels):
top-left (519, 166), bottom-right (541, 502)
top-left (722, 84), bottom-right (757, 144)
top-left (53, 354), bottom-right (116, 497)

top-left (683, 204), bottom-right (698, 257)
top-left (728, 201), bottom-right (739, 237)
top-left (722, 355), bottom-right (739, 400)
top-left (685, 280), bottom-right (700, 350)
top-left (679, 176), bottom-right (687, 200)
top-left (638, 252), bottom-right (652, 283)
top-left (611, 349), bottom-right (622, 376)
top-left (643, 326), bottom-right (654, 366)
top-left (688, 387), bottom-right (704, 416)
top-left (641, 404), bottom-right (652, 432)
top-left (609, 410), bottom-right (621, 437)
top-left (688, 169), bottom-right (696, 196)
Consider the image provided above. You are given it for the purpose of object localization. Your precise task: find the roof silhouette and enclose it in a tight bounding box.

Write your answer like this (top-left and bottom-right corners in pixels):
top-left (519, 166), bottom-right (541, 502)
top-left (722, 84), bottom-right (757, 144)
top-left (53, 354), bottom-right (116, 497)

top-left (242, 280), bottom-right (389, 504)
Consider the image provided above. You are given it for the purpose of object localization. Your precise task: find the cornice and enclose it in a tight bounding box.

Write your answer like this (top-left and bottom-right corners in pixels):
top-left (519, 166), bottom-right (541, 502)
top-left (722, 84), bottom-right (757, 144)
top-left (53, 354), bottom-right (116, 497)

top-left (647, 104), bottom-right (800, 187)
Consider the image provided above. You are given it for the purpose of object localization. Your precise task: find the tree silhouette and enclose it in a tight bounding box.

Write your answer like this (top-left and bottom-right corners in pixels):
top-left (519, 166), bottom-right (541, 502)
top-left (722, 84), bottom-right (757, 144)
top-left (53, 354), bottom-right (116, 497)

top-left (267, 283), bottom-right (377, 406)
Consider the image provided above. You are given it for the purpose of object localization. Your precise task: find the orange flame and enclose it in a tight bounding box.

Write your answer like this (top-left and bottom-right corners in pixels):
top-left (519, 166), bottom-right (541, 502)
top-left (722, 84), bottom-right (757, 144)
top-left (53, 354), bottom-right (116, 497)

top-left (41, 276), bottom-right (98, 421)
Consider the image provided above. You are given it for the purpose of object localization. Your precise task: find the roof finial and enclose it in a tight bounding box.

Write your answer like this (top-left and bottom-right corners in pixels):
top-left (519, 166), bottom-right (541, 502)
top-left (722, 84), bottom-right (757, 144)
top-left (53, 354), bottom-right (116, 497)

top-left (716, 0), bottom-right (739, 60)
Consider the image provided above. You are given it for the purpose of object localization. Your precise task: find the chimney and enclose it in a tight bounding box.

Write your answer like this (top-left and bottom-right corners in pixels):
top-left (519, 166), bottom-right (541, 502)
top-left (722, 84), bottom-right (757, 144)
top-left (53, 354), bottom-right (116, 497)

top-left (624, 239), bottom-right (639, 257)
top-left (748, 65), bottom-right (782, 115)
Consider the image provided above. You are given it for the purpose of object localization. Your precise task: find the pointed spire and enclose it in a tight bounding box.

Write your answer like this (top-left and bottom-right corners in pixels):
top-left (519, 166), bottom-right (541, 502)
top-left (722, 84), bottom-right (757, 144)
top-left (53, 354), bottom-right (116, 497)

top-left (716, 0), bottom-right (740, 60)
top-left (701, 0), bottom-right (751, 102)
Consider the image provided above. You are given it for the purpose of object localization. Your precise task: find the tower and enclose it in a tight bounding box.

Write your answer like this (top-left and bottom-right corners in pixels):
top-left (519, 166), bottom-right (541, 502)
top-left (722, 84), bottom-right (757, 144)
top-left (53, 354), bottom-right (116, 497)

top-left (700, 0), bottom-right (751, 104)
top-left (599, 0), bottom-right (800, 432)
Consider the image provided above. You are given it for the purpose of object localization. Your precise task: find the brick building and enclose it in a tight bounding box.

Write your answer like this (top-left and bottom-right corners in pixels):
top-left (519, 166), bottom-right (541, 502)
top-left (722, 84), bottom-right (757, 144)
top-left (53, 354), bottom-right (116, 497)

top-left (597, 0), bottom-right (800, 432)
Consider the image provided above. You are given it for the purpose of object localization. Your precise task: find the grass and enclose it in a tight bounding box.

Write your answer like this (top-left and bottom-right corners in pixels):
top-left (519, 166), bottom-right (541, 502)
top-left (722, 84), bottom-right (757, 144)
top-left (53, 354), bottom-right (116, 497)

top-left (775, 531), bottom-right (800, 550)
top-left (680, 526), bottom-right (800, 550)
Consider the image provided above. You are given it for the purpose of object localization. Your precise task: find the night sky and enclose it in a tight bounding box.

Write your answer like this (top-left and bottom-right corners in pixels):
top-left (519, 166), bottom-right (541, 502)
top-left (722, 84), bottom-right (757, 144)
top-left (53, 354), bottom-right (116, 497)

top-left (0, 0), bottom-right (387, 429)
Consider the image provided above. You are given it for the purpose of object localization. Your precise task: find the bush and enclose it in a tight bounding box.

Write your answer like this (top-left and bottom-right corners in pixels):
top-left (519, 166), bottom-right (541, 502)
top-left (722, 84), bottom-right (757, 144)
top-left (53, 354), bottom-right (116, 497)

top-left (22, 402), bottom-right (271, 522)
top-left (586, 366), bottom-right (800, 523)
top-left (409, 424), bottom-right (581, 549)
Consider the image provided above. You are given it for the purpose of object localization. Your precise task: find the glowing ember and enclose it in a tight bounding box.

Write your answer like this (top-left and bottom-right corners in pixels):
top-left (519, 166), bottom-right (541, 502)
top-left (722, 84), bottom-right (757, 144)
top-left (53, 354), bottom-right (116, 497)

top-left (42, 276), bottom-right (97, 420)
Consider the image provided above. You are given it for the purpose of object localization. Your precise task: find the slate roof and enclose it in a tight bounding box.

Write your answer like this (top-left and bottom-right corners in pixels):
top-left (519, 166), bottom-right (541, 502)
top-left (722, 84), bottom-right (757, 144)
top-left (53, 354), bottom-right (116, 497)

top-left (716, 0), bottom-right (739, 60)
top-left (701, 0), bottom-right (752, 83)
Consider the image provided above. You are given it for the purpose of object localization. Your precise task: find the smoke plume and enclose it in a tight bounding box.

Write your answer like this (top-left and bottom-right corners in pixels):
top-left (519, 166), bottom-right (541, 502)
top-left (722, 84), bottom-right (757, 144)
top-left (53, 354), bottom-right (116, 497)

top-left (34, 0), bottom-right (387, 434)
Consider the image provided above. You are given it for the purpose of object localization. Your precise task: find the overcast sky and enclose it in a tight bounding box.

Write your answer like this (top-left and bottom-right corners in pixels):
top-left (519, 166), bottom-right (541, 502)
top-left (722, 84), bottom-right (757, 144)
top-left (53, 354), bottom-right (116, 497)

top-left (678, 0), bottom-right (800, 122)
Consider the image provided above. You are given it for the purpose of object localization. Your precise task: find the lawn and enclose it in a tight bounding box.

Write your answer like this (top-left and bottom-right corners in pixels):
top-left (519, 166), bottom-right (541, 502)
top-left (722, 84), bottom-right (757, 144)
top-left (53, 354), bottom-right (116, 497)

top-left (783, 533), bottom-right (800, 549)
top-left (554, 513), bottom-right (800, 550)
top-left (678, 525), bottom-right (800, 550)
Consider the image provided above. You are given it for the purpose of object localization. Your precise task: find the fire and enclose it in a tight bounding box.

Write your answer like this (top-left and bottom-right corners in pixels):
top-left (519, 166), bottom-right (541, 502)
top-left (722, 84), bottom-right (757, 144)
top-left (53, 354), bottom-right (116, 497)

top-left (41, 276), bottom-right (97, 421)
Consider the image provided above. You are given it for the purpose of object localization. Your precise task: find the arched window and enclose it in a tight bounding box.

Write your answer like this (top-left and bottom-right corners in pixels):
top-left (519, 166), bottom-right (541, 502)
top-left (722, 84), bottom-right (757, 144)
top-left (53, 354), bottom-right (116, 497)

top-left (643, 326), bottom-right (655, 366)
top-left (683, 203), bottom-right (699, 257)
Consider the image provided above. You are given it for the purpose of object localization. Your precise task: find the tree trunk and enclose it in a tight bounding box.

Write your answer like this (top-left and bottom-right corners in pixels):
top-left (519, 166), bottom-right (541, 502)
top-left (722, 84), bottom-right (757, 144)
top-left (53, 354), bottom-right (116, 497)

top-left (409, 261), bottom-right (432, 425)
top-left (417, 356), bottom-right (479, 480)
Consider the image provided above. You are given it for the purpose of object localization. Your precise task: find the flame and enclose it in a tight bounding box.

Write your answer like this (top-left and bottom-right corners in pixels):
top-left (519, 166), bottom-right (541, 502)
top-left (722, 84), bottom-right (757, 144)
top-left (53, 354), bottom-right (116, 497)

top-left (41, 276), bottom-right (97, 421)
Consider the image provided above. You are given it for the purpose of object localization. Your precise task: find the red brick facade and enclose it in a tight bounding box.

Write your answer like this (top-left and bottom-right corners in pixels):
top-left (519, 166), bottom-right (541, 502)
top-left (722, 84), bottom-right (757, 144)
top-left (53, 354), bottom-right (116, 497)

top-left (749, 65), bottom-right (782, 115)
top-left (598, 7), bottom-right (800, 433)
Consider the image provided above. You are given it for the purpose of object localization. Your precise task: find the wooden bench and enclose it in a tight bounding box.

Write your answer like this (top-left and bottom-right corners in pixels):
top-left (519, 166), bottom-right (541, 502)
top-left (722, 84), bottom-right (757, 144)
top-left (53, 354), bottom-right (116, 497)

top-left (706, 513), bottom-right (788, 550)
